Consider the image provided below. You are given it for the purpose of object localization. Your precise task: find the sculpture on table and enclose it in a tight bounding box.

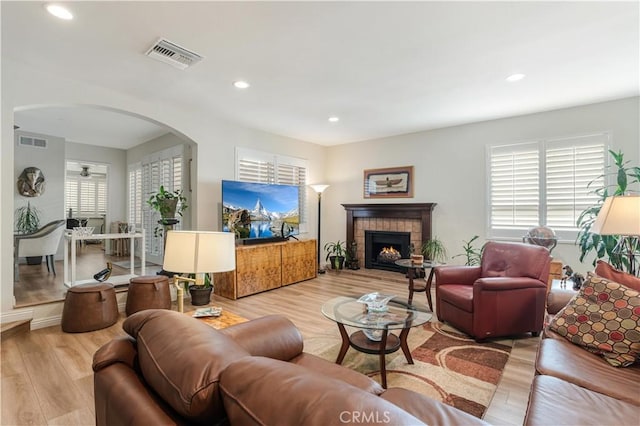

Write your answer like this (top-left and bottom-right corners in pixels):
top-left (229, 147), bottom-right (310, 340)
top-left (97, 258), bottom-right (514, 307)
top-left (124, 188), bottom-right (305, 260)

top-left (94, 262), bottom-right (113, 282)
top-left (523, 226), bottom-right (558, 253)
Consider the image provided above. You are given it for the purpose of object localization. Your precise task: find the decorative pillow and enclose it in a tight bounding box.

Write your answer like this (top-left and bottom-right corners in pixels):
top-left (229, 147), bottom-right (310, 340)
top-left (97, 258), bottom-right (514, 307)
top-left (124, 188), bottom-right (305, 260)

top-left (595, 260), bottom-right (640, 292)
top-left (549, 272), bottom-right (640, 367)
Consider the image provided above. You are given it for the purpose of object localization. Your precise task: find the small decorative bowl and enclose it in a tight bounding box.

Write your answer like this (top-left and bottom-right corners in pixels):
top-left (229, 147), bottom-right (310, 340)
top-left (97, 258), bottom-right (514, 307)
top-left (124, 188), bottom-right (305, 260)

top-left (357, 292), bottom-right (395, 313)
top-left (73, 226), bottom-right (95, 237)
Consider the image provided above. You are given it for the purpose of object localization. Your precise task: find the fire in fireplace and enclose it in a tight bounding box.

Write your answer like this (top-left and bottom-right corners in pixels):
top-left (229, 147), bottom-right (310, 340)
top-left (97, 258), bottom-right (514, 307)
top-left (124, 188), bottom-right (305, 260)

top-left (378, 246), bottom-right (401, 264)
top-left (365, 230), bottom-right (411, 272)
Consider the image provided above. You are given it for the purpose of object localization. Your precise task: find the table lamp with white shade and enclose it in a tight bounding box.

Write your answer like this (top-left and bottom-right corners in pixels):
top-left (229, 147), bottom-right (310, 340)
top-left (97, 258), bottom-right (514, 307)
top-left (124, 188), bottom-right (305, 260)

top-left (163, 230), bottom-right (236, 312)
top-left (591, 194), bottom-right (640, 276)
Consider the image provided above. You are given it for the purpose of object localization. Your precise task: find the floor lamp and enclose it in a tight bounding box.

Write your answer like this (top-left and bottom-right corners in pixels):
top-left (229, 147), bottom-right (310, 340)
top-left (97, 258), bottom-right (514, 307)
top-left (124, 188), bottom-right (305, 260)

top-left (310, 184), bottom-right (329, 274)
top-left (591, 194), bottom-right (640, 276)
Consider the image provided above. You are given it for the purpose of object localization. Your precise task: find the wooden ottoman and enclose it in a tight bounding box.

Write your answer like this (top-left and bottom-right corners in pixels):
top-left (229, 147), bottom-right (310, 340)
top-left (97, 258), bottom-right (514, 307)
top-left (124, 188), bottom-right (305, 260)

top-left (62, 282), bottom-right (118, 333)
top-left (125, 275), bottom-right (171, 316)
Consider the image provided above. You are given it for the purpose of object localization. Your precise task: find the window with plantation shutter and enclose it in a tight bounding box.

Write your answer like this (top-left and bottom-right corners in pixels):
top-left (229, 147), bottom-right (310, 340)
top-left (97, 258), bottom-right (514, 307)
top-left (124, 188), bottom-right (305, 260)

top-left (236, 147), bottom-right (308, 225)
top-left (488, 133), bottom-right (608, 241)
top-left (65, 161), bottom-right (108, 217)
top-left (489, 143), bottom-right (540, 230)
top-left (133, 145), bottom-right (185, 260)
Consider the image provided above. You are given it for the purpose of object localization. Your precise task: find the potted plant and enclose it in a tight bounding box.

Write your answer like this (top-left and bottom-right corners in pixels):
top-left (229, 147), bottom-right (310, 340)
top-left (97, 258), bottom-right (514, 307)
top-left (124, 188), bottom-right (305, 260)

top-left (324, 240), bottom-right (347, 270)
top-left (421, 237), bottom-right (448, 263)
top-left (15, 201), bottom-right (41, 235)
top-left (453, 235), bottom-right (484, 266)
top-left (147, 185), bottom-right (188, 237)
top-left (15, 202), bottom-right (43, 264)
top-left (576, 150), bottom-right (640, 274)
top-left (187, 273), bottom-right (213, 306)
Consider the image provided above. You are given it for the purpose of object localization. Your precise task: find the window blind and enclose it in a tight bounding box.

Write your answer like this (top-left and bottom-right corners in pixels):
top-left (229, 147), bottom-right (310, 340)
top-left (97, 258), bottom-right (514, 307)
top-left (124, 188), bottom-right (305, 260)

top-left (236, 148), bottom-right (309, 224)
top-left (489, 143), bottom-right (540, 229)
top-left (488, 133), bottom-right (608, 240)
top-left (65, 174), bottom-right (108, 217)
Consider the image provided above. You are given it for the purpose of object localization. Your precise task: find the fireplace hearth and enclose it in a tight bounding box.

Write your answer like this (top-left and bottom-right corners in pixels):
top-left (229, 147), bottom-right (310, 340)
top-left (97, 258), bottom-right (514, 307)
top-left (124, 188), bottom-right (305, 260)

top-left (365, 231), bottom-right (411, 272)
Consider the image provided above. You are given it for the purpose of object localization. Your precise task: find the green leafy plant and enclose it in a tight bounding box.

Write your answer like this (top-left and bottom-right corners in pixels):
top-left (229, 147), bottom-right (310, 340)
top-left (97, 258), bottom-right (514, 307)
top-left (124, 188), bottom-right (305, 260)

top-left (576, 149), bottom-right (640, 274)
top-left (453, 235), bottom-right (484, 266)
top-left (15, 202), bottom-right (41, 234)
top-left (147, 185), bottom-right (188, 237)
top-left (324, 240), bottom-right (347, 269)
top-left (421, 237), bottom-right (448, 263)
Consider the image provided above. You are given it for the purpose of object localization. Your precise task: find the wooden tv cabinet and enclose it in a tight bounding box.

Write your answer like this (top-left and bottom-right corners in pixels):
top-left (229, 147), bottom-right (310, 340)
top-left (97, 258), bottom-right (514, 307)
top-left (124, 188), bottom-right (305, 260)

top-left (213, 239), bottom-right (317, 299)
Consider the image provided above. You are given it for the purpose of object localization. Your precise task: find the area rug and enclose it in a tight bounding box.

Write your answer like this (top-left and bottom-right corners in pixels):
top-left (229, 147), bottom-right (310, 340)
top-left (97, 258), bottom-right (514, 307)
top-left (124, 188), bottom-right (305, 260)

top-left (305, 322), bottom-right (513, 419)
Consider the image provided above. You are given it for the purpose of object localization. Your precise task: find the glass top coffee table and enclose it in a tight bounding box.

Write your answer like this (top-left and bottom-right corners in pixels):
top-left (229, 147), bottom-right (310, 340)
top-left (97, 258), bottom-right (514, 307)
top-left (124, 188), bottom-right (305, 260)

top-left (321, 296), bottom-right (432, 388)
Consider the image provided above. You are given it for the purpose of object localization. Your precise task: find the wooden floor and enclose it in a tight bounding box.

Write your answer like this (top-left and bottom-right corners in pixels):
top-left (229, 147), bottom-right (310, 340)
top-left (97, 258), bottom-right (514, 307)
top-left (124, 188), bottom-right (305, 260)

top-left (14, 244), bottom-right (162, 307)
top-left (2, 268), bottom-right (537, 426)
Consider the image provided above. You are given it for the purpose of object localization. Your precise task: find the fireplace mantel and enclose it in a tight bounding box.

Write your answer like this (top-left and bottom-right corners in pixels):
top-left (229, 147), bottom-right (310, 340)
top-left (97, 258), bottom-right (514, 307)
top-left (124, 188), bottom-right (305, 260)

top-left (342, 203), bottom-right (436, 245)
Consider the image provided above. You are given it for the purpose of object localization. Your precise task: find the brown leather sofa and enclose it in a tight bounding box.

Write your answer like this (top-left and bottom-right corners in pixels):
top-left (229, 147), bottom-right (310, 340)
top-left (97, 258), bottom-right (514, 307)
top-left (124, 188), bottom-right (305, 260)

top-left (524, 262), bottom-right (640, 425)
top-left (435, 241), bottom-right (551, 341)
top-left (93, 309), bottom-right (489, 426)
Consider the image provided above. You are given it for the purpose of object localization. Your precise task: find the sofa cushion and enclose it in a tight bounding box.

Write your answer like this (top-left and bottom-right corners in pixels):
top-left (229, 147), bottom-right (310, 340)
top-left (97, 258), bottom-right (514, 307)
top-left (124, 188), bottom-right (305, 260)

top-left (524, 375), bottom-right (640, 426)
top-left (595, 260), bottom-right (640, 292)
top-left (220, 356), bottom-right (426, 426)
top-left (438, 285), bottom-right (474, 312)
top-left (549, 273), bottom-right (640, 367)
top-left (536, 335), bottom-right (640, 405)
top-left (123, 309), bottom-right (250, 424)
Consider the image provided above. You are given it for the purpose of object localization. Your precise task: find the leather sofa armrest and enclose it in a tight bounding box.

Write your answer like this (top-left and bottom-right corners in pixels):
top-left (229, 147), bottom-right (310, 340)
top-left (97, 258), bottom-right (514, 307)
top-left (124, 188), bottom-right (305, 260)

top-left (435, 265), bottom-right (481, 286)
top-left (221, 314), bottom-right (304, 361)
top-left (93, 336), bottom-right (137, 372)
top-left (474, 277), bottom-right (547, 292)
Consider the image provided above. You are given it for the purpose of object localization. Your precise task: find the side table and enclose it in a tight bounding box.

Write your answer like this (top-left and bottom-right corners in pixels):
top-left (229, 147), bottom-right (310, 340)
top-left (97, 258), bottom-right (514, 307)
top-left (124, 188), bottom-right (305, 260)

top-left (394, 259), bottom-right (442, 311)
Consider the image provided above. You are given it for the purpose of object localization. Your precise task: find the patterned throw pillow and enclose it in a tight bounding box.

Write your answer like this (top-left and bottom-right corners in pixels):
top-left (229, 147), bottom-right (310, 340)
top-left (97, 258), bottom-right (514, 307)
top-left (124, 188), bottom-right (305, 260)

top-left (549, 272), bottom-right (640, 367)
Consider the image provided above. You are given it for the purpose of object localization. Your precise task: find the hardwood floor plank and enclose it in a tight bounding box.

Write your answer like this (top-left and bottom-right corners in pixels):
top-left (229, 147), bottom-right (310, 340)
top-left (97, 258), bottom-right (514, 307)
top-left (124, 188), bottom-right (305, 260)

top-left (47, 407), bottom-right (94, 426)
top-left (1, 374), bottom-right (48, 426)
top-left (20, 349), bottom-right (87, 421)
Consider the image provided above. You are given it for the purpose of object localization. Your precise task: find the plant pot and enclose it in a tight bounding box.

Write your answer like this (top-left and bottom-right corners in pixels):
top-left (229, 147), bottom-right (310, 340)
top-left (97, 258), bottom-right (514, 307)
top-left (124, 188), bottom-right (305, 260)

top-left (347, 260), bottom-right (360, 270)
top-left (26, 256), bottom-right (43, 265)
top-left (160, 199), bottom-right (178, 219)
top-left (329, 255), bottom-right (345, 270)
top-left (189, 286), bottom-right (212, 306)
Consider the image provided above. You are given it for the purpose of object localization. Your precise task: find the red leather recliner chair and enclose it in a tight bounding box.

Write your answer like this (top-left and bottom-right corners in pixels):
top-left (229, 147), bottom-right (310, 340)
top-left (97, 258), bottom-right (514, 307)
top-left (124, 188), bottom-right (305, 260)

top-left (435, 241), bottom-right (551, 341)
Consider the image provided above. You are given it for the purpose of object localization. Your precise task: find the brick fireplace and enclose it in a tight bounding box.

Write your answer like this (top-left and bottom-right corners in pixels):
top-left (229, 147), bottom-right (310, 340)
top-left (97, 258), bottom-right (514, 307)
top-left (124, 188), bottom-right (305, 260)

top-left (342, 203), bottom-right (436, 272)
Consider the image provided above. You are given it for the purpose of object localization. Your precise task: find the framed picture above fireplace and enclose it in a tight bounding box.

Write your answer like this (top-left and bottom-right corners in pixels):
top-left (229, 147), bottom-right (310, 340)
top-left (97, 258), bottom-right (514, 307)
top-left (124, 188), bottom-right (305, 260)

top-left (363, 166), bottom-right (414, 198)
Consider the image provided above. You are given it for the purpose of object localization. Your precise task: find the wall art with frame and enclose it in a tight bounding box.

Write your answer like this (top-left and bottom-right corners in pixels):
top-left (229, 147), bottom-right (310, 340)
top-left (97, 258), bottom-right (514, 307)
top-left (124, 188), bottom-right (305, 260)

top-left (363, 166), bottom-right (414, 198)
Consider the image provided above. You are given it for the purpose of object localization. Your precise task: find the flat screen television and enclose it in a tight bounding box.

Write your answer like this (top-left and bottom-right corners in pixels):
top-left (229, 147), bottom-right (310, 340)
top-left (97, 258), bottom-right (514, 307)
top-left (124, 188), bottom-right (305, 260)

top-left (222, 180), bottom-right (300, 242)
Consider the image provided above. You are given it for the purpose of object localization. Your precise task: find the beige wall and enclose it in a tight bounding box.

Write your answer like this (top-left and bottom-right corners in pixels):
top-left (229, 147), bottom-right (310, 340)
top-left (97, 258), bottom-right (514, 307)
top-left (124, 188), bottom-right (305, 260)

top-left (322, 97), bottom-right (640, 273)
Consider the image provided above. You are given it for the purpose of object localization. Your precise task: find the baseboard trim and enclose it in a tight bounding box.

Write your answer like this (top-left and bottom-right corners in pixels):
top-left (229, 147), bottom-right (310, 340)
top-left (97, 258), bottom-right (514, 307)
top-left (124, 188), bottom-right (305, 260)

top-left (31, 315), bottom-right (62, 330)
top-left (1, 308), bottom-right (35, 325)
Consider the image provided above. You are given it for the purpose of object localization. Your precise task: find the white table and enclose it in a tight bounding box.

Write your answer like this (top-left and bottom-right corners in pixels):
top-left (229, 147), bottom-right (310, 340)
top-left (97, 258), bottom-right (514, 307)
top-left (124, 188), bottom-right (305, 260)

top-left (64, 230), bottom-right (146, 287)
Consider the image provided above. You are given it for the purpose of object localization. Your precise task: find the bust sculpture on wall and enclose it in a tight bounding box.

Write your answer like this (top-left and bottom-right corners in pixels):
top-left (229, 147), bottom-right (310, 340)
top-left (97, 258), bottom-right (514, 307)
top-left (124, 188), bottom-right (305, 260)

top-left (17, 167), bottom-right (46, 197)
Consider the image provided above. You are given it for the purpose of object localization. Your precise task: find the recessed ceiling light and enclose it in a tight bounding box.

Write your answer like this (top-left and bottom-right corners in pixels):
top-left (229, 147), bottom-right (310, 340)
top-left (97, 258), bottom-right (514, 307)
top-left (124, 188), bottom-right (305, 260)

top-left (505, 73), bottom-right (526, 82)
top-left (45, 4), bottom-right (73, 20)
top-left (328, 116), bottom-right (340, 123)
top-left (233, 81), bottom-right (250, 89)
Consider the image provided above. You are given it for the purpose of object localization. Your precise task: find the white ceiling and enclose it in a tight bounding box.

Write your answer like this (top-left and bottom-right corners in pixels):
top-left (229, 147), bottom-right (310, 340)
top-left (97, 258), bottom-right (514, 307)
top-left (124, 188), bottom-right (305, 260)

top-left (4, 1), bottom-right (639, 149)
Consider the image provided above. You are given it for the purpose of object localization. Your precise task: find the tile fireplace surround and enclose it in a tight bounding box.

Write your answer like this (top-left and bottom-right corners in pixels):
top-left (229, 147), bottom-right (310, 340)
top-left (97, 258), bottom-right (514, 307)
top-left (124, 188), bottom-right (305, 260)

top-left (342, 203), bottom-right (436, 269)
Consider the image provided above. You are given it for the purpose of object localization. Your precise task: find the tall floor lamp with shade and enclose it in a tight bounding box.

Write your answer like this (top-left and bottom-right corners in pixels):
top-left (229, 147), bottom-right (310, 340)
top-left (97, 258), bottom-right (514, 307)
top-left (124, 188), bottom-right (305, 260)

top-left (591, 194), bottom-right (640, 276)
top-left (163, 230), bottom-right (236, 312)
top-left (310, 184), bottom-right (330, 274)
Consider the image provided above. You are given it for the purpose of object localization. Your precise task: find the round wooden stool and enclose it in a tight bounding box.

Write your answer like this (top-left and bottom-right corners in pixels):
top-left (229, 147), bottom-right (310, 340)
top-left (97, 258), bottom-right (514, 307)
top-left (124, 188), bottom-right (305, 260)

top-left (125, 275), bottom-right (171, 316)
top-left (62, 282), bottom-right (118, 333)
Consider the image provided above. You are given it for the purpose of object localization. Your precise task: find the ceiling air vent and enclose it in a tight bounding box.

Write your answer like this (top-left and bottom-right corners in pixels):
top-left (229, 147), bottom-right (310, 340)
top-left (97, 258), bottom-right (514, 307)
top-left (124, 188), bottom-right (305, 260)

top-left (145, 38), bottom-right (203, 70)
top-left (19, 136), bottom-right (48, 149)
